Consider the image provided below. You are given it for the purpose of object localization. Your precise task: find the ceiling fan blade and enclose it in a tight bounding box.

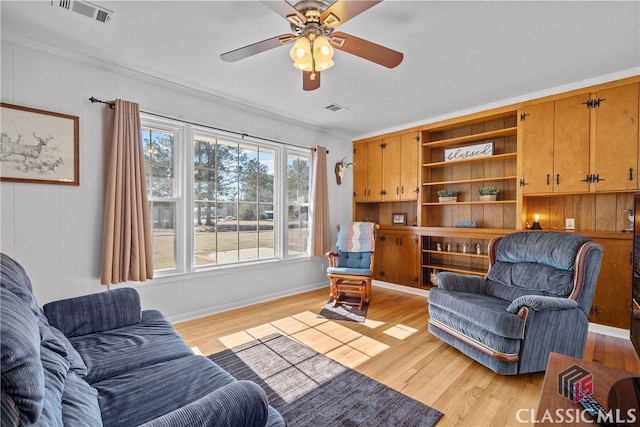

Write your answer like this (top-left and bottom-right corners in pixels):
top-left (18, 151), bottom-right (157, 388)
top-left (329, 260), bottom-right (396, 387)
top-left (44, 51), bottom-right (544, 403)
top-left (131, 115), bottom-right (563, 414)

top-left (261, 0), bottom-right (307, 26)
top-left (330, 31), bottom-right (403, 68)
top-left (221, 34), bottom-right (296, 63)
top-left (303, 71), bottom-right (321, 91)
top-left (320, 0), bottom-right (381, 28)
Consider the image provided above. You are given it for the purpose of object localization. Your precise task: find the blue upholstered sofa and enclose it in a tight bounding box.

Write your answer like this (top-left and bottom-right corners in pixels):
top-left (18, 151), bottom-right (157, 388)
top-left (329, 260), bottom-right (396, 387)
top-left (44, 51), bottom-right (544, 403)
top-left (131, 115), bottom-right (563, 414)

top-left (0, 253), bottom-right (285, 426)
top-left (428, 232), bottom-right (603, 375)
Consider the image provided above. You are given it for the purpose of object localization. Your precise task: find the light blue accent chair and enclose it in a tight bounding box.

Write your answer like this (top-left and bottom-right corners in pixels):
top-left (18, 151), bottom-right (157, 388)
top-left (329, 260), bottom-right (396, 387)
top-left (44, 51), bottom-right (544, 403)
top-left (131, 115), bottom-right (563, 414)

top-left (428, 231), bottom-right (603, 375)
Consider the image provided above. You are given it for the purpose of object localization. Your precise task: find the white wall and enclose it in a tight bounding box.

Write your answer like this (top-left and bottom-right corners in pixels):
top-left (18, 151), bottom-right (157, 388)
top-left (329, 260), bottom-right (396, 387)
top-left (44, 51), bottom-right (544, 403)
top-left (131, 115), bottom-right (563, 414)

top-left (0, 38), bottom-right (354, 322)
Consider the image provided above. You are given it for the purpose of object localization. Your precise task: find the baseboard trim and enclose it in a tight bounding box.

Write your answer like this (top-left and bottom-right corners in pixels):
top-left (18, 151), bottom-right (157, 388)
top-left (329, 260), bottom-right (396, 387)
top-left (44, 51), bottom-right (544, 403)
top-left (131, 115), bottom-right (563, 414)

top-left (588, 322), bottom-right (630, 340)
top-left (372, 280), bottom-right (429, 297)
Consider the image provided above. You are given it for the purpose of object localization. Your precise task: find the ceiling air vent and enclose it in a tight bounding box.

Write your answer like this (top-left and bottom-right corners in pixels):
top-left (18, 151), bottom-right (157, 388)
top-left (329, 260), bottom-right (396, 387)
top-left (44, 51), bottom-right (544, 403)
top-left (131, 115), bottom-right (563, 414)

top-left (52, 0), bottom-right (114, 25)
top-left (325, 103), bottom-right (349, 113)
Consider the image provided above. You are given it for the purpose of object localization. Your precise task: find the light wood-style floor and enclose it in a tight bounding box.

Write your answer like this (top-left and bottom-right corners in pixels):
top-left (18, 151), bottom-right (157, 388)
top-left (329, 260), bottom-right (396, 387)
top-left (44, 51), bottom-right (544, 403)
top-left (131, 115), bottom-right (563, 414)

top-left (174, 286), bottom-right (640, 427)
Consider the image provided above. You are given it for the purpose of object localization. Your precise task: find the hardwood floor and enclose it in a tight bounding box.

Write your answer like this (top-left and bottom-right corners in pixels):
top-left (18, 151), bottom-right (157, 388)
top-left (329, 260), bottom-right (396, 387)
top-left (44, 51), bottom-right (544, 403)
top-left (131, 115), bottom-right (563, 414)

top-left (174, 286), bottom-right (640, 427)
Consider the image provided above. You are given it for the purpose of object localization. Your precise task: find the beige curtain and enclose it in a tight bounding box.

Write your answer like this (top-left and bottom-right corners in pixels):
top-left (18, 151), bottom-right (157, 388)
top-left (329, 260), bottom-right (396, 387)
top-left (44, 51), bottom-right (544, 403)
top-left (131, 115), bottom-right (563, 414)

top-left (309, 146), bottom-right (330, 257)
top-left (100, 99), bottom-right (153, 284)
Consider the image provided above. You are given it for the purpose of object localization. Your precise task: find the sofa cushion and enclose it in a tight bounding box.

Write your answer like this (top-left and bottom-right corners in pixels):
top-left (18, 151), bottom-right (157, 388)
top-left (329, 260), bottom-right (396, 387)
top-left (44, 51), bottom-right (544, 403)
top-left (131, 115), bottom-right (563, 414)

top-left (49, 326), bottom-right (88, 378)
top-left (43, 288), bottom-right (142, 338)
top-left (139, 380), bottom-right (268, 427)
top-left (61, 371), bottom-right (102, 426)
top-left (70, 310), bottom-right (194, 384)
top-left (428, 288), bottom-right (524, 339)
top-left (94, 355), bottom-right (237, 427)
top-left (0, 253), bottom-right (40, 317)
top-left (0, 287), bottom-right (44, 425)
top-left (39, 334), bottom-right (70, 427)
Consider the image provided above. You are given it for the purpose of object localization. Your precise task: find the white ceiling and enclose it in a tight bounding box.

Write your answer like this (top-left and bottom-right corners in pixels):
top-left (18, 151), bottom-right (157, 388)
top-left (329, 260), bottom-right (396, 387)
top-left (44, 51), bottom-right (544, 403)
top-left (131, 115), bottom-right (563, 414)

top-left (1, 1), bottom-right (639, 139)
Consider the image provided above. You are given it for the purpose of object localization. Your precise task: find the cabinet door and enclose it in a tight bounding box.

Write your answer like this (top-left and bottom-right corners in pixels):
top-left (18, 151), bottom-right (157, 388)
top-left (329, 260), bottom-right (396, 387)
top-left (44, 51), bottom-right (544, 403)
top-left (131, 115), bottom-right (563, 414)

top-left (554, 94), bottom-right (591, 193)
top-left (353, 141), bottom-right (368, 202)
top-left (382, 136), bottom-right (402, 201)
top-left (400, 132), bottom-right (420, 201)
top-left (373, 232), bottom-right (390, 281)
top-left (589, 239), bottom-right (632, 329)
top-left (394, 234), bottom-right (420, 286)
top-left (374, 231), bottom-right (419, 286)
top-left (520, 102), bottom-right (554, 194)
top-left (593, 84), bottom-right (639, 192)
top-left (367, 140), bottom-right (384, 202)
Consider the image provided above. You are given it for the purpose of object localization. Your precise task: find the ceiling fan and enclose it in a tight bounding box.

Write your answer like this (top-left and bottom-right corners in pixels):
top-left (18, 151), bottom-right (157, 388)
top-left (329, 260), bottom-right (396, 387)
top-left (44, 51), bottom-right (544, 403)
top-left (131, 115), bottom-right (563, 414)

top-left (220, 0), bottom-right (403, 91)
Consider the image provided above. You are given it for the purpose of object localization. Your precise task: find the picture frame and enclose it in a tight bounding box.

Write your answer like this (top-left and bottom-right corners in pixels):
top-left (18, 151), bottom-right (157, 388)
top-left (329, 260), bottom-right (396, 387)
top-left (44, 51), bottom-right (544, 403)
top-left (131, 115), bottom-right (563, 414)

top-left (1, 102), bottom-right (79, 185)
top-left (392, 212), bottom-right (407, 226)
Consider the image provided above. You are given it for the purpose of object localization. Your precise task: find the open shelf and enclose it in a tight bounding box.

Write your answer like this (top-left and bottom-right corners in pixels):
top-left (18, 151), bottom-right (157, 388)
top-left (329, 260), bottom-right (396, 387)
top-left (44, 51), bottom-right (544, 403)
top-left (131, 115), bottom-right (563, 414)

top-left (423, 200), bottom-right (517, 206)
top-left (423, 264), bottom-right (488, 277)
top-left (423, 127), bottom-right (518, 149)
top-left (424, 176), bottom-right (517, 187)
top-left (422, 249), bottom-right (489, 259)
top-left (423, 153), bottom-right (517, 168)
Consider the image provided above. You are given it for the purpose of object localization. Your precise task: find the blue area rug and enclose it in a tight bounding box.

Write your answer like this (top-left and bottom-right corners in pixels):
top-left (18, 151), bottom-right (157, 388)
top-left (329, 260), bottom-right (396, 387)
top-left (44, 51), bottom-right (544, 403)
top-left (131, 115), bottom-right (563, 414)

top-left (209, 334), bottom-right (443, 427)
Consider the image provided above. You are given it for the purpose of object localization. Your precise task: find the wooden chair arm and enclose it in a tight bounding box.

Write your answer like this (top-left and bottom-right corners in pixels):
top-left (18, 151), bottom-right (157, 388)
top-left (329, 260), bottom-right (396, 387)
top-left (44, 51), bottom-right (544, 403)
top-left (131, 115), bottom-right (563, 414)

top-left (326, 251), bottom-right (338, 268)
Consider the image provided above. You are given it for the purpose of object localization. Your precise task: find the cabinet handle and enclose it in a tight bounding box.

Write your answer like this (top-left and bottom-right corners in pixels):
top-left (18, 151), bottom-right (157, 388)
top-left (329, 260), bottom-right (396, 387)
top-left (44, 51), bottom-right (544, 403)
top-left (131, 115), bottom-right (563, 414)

top-left (401, 186), bottom-right (404, 194)
top-left (556, 174), bottom-right (560, 185)
top-left (630, 168), bottom-right (634, 181)
top-left (580, 174), bottom-right (592, 183)
top-left (519, 178), bottom-right (529, 187)
top-left (379, 236), bottom-right (386, 242)
top-left (396, 187), bottom-right (399, 195)
top-left (546, 174), bottom-right (550, 186)
top-left (593, 174), bottom-right (604, 183)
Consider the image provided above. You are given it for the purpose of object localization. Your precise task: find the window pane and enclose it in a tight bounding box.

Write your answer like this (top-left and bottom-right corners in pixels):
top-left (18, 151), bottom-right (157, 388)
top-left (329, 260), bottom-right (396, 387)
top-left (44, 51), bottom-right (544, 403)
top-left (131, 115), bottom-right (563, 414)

top-left (143, 127), bottom-right (175, 198)
top-left (258, 202), bottom-right (275, 258)
top-left (194, 199), bottom-right (217, 267)
top-left (149, 201), bottom-right (176, 270)
top-left (287, 153), bottom-right (310, 256)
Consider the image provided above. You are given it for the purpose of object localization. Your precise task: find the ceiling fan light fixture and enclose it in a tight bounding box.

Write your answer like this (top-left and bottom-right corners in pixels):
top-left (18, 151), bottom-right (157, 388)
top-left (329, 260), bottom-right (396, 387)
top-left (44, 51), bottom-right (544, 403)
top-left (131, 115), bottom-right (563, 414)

top-left (312, 35), bottom-right (334, 71)
top-left (289, 36), bottom-right (313, 70)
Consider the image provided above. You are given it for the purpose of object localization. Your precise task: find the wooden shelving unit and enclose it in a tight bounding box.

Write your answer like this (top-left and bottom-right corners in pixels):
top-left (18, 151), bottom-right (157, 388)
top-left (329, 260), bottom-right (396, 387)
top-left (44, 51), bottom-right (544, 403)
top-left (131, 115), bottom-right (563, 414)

top-left (420, 111), bottom-right (518, 284)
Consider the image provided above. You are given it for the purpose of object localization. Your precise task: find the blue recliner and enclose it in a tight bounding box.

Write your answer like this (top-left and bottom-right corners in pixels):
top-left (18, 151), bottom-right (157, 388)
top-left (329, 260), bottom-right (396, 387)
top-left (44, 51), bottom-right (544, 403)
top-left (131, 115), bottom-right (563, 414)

top-left (428, 231), bottom-right (603, 375)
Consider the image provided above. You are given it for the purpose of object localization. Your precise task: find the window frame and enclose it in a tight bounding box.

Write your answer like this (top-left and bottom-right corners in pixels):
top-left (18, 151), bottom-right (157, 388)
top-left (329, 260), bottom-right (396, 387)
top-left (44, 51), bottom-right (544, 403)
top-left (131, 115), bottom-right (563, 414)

top-left (141, 114), bottom-right (311, 277)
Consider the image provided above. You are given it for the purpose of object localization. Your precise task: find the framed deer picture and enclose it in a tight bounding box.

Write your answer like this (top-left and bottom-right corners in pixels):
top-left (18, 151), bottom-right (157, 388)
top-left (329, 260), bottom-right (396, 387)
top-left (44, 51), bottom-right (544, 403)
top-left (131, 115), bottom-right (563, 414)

top-left (1, 103), bottom-right (79, 185)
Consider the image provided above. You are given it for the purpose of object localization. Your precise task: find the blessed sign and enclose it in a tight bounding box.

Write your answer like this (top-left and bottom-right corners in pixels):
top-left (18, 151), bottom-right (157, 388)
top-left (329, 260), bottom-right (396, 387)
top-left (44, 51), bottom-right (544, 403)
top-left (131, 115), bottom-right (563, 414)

top-left (444, 141), bottom-right (494, 162)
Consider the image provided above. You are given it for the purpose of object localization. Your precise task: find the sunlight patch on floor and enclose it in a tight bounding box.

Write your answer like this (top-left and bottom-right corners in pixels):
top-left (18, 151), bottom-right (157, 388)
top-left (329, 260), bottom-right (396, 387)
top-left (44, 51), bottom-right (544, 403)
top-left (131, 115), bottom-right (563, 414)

top-left (384, 324), bottom-right (419, 340)
top-left (217, 311), bottom-right (397, 369)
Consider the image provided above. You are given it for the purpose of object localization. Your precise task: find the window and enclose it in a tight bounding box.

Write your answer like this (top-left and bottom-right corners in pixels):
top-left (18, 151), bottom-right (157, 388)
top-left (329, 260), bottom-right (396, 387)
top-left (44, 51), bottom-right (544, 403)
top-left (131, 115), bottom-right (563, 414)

top-left (287, 154), bottom-right (310, 255)
top-left (142, 115), bottom-right (310, 275)
top-left (142, 123), bottom-right (181, 272)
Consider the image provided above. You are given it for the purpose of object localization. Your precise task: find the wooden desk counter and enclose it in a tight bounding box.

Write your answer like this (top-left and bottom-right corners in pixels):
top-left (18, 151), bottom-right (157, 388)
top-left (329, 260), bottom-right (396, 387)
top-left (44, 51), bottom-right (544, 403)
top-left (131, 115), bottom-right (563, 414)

top-left (536, 352), bottom-right (639, 426)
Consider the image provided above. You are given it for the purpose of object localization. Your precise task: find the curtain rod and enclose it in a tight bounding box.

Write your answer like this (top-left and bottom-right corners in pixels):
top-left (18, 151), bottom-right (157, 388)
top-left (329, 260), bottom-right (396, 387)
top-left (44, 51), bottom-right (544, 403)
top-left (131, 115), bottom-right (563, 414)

top-left (88, 97), bottom-right (325, 153)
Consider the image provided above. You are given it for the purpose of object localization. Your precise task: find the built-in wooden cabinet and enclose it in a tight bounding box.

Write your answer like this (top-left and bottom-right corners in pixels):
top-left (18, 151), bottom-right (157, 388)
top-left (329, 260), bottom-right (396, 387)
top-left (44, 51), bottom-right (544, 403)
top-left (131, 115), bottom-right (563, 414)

top-left (353, 75), bottom-right (639, 328)
top-left (374, 228), bottom-right (420, 287)
top-left (592, 83), bottom-right (639, 192)
top-left (589, 235), bottom-right (633, 329)
top-left (519, 83), bottom-right (639, 194)
top-left (353, 130), bottom-right (421, 225)
top-left (353, 139), bottom-right (383, 202)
